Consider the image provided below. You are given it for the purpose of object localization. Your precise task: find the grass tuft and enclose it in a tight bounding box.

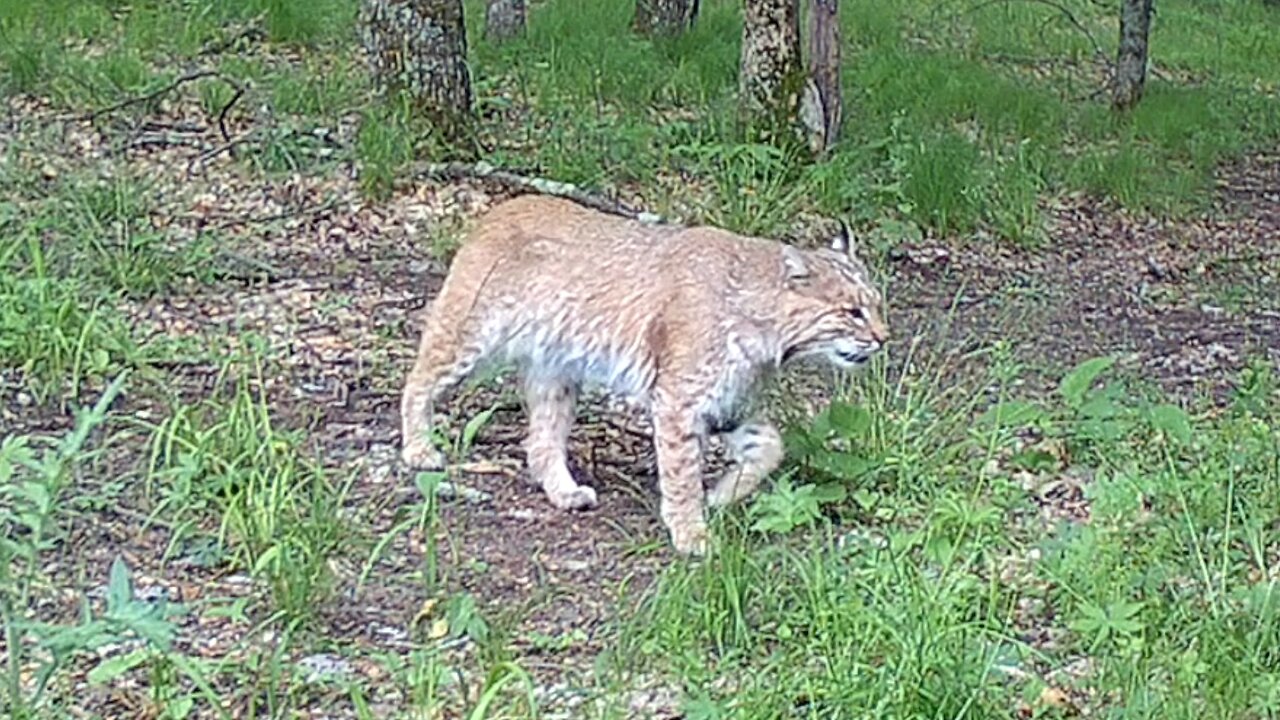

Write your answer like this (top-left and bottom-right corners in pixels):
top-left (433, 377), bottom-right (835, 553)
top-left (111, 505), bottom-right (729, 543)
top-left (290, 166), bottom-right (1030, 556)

top-left (142, 356), bottom-right (352, 623)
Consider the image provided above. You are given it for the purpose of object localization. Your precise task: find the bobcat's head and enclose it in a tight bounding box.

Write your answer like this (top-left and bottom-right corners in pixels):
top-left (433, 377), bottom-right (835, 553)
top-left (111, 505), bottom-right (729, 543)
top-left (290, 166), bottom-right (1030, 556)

top-left (778, 225), bottom-right (888, 369)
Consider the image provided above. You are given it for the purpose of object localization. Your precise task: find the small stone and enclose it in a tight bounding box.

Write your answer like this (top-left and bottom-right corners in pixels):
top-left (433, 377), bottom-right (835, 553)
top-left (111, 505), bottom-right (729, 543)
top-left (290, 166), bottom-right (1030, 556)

top-left (297, 653), bottom-right (353, 683)
top-left (436, 481), bottom-right (492, 504)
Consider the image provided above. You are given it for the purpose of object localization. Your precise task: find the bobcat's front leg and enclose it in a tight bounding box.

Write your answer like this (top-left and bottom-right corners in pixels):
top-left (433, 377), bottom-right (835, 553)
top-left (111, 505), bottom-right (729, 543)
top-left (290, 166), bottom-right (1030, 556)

top-left (652, 389), bottom-right (709, 556)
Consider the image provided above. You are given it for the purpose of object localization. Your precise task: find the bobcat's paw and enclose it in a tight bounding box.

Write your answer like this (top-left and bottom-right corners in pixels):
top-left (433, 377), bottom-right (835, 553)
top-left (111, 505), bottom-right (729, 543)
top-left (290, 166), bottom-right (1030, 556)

top-left (547, 484), bottom-right (598, 511)
top-left (669, 521), bottom-right (710, 557)
top-left (707, 474), bottom-right (754, 508)
top-left (402, 442), bottom-right (446, 471)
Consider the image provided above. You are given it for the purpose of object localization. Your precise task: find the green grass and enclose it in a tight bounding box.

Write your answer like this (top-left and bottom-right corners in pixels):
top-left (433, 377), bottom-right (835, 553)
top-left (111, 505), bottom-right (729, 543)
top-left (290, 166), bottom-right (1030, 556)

top-left (461, 0), bottom-right (1280, 238)
top-left (615, 355), bottom-right (1280, 719)
top-left (0, 231), bottom-right (141, 403)
top-left (6, 0), bottom-right (1278, 237)
top-left (142, 354), bottom-right (352, 623)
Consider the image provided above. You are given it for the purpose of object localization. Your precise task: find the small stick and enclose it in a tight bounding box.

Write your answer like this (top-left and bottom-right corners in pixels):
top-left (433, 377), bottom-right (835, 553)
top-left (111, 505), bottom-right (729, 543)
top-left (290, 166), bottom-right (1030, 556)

top-left (215, 82), bottom-right (245, 142)
top-left (954, 0), bottom-right (1114, 72)
top-left (410, 161), bottom-right (672, 225)
top-left (80, 70), bottom-right (220, 121)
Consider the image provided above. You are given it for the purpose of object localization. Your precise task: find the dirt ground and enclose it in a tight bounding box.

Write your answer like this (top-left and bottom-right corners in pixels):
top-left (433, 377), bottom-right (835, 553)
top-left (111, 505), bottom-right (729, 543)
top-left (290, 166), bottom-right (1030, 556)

top-left (3, 99), bottom-right (1278, 715)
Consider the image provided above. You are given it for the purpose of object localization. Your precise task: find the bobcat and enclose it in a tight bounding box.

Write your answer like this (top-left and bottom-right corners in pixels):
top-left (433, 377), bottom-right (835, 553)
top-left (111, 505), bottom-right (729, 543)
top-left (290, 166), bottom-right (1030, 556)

top-left (400, 195), bottom-right (888, 555)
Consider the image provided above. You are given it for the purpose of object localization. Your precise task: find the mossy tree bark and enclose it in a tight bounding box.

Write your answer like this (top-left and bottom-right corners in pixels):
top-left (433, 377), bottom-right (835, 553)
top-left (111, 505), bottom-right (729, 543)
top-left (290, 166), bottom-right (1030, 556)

top-left (484, 0), bottom-right (526, 41)
top-left (359, 0), bottom-right (473, 136)
top-left (1112, 0), bottom-right (1153, 111)
top-left (800, 0), bottom-right (841, 155)
top-left (739, 0), bottom-right (803, 141)
top-left (633, 0), bottom-right (699, 36)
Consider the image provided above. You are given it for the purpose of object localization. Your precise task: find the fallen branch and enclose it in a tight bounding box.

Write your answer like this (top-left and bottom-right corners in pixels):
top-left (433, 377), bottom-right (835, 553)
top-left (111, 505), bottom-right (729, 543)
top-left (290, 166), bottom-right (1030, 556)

top-left (954, 0), bottom-right (1113, 73)
top-left (80, 70), bottom-right (240, 121)
top-left (409, 161), bottom-right (672, 225)
top-left (138, 119), bottom-right (208, 134)
top-left (121, 135), bottom-right (209, 153)
top-left (198, 23), bottom-right (266, 56)
top-left (186, 128), bottom-right (263, 177)
top-left (215, 82), bottom-right (244, 142)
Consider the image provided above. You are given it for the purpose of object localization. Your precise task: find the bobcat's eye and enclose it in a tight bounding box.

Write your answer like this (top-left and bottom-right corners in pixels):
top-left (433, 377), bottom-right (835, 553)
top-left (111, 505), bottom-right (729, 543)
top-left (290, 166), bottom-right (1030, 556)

top-left (848, 307), bottom-right (867, 322)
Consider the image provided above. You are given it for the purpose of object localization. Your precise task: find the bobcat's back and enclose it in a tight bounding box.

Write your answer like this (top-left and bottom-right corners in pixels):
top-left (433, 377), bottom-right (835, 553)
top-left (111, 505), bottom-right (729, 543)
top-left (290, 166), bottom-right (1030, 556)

top-left (437, 195), bottom-right (796, 399)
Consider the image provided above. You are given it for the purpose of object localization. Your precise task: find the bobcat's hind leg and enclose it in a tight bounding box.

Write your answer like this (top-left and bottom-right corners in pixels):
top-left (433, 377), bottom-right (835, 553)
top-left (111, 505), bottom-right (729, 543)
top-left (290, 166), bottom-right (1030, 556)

top-left (400, 312), bottom-right (488, 470)
top-left (523, 375), bottom-right (597, 510)
top-left (707, 422), bottom-right (784, 508)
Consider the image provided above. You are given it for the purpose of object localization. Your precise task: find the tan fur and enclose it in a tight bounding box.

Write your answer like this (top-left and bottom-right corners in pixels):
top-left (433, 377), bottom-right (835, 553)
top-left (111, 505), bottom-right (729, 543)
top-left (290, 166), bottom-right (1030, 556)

top-left (401, 195), bottom-right (888, 555)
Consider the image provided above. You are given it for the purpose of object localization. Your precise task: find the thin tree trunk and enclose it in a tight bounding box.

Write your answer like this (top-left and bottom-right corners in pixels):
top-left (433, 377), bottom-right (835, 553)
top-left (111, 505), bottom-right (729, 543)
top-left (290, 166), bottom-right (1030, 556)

top-left (484, 0), bottom-right (526, 41)
top-left (800, 0), bottom-right (841, 155)
top-left (633, 0), bottom-right (699, 35)
top-left (739, 0), bottom-right (802, 137)
top-left (359, 0), bottom-right (473, 135)
top-left (1112, 0), bottom-right (1153, 111)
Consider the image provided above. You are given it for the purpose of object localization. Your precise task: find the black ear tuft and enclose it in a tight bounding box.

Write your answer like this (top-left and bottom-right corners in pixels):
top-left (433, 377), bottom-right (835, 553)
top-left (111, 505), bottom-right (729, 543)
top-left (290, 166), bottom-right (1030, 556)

top-left (831, 220), bottom-right (852, 255)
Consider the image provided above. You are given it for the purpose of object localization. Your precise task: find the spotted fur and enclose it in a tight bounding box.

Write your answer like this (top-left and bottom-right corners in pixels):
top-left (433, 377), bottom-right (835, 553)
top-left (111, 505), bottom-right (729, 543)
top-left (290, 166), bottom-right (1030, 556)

top-left (400, 195), bottom-right (888, 555)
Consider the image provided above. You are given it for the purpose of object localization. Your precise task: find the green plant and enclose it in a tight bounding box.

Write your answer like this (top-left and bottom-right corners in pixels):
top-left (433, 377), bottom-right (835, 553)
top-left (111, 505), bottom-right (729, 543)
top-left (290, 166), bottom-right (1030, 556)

top-left (467, 661), bottom-right (539, 720)
top-left (747, 473), bottom-right (845, 535)
top-left (0, 235), bottom-right (140, 403)
top-left (0, 278), bottom-right (133, 403)
top-left (258, 0), bottom-right (354, 45)
top-left (1, 374), bottom-right (132, 715)
top-left (356, 104), bottom-right (417, 200)
top-left (142, 357), bottom-right (350, 623)
top-left (900, 129), bottom-right (983, 235)
top-left (58, 174), bottom-right (217, 297)
top-left (0, 34), bottom-right (56, 96)
top-left (1068, 598), bottom-right (1146, 653)
top-left (674, 140), bottom-right (811, 236)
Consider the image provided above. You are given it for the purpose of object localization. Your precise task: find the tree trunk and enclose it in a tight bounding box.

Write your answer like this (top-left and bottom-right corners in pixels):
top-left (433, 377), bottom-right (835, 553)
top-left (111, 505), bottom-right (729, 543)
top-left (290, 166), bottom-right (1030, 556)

top-left (739, 0), bottom-right (803, 138)
top-left (485, 0), bottom-right (526, 41)
top-left (359, 0), bottom-right (473, 135)
top-left (800, 0), bottom-right (841, 155)
top-left (1112, 0), bottom-right (1153, 111)
top-left (633, 0), bottom-right (699, 35)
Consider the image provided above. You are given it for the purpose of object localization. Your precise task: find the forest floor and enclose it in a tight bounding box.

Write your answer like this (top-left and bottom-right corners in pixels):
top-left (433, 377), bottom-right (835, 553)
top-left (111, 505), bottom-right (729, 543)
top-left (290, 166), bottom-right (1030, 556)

top-left (4, 94), bottom-right (1278, 717)
top-left (3, 1), bottom-right (1280, 718)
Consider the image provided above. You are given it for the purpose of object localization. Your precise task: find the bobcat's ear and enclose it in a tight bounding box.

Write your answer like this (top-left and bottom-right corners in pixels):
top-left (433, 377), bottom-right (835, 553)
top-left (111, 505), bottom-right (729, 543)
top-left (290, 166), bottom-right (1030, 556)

top-left (782, 244), bottom-right (810, 283)
top-left (830, 220), bottom-right (852, 255)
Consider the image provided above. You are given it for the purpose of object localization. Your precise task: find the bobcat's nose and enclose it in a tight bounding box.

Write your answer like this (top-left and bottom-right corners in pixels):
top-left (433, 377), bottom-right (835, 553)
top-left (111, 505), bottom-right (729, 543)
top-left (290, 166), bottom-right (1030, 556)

top-left (870, 322), bottom-right (889, 346)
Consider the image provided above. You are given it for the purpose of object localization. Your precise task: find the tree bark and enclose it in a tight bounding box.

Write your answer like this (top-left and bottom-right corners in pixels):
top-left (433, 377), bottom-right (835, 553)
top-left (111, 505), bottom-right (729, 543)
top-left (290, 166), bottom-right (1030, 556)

top-left (359, 0), bottom-right (473, 135)
top-left (800, 0), bottom-right (841, 155)
top-left (1112, 0), bottom-right (1153, 111)
top-left (484, 0), bottom-right (526, 41)
top-left (633, 0), bottom-right (699, 35)
top-left (739, 0), bottom-right (803, 138)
